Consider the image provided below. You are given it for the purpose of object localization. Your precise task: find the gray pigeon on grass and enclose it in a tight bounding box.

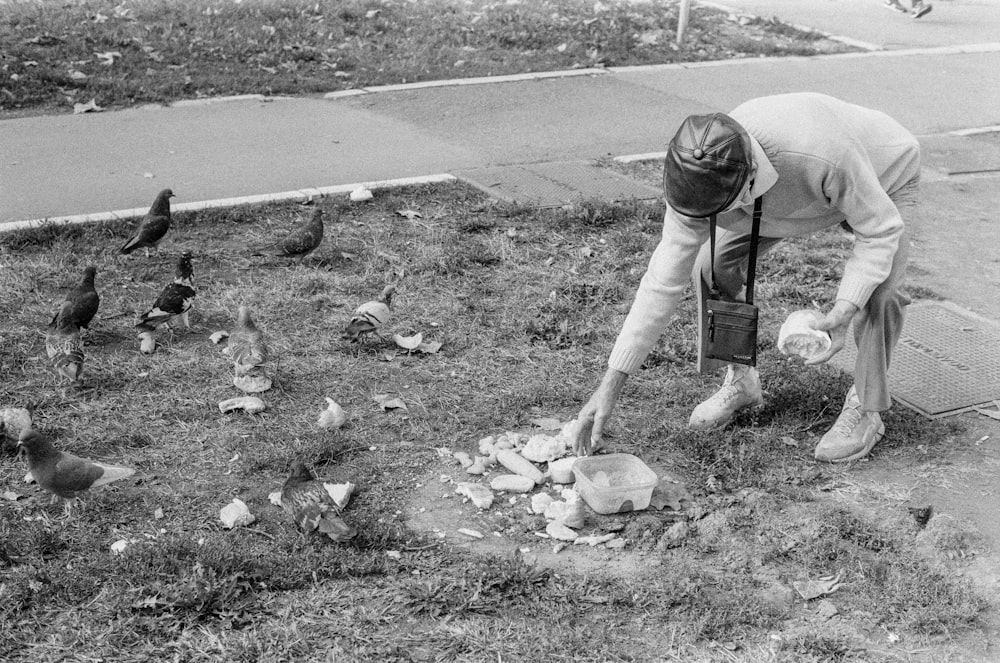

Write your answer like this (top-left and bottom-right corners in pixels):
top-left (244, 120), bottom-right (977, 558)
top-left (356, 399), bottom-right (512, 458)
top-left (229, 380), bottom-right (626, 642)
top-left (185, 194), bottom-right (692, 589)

top-left (121, 189), bottom-right (174, 257)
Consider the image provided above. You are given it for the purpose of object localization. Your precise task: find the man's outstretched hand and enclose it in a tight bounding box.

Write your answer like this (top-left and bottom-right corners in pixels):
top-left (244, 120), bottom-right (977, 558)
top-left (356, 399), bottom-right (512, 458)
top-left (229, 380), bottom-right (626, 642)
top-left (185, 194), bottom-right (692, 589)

top-left (572, 369), bottom-right (628, 456)
top-left (805, 299), bottom-right (860, 365)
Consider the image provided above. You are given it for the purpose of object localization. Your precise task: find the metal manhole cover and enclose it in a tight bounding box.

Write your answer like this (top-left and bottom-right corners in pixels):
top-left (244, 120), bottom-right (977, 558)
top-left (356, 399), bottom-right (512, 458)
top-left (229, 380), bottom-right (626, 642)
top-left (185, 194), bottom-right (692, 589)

top-left (454, 161), bottom-right (661, 208)
top-left (830, 301), bottom-right (1000, 418)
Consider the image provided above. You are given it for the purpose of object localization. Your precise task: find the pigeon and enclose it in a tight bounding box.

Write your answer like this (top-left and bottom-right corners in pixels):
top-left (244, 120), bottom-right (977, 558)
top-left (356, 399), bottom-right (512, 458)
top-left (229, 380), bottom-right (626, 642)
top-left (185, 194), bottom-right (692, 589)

top-left (120, 188), bottom-right (175, 257)
top-left (17, 429), bottom-right (134, 517)
top-left (280, 460), bottom-right (357, 543)
top-left (225, 305), bottom-right (269, 377)
top-left (342, 285), bottom-right (395, 342)
top-left (49, 265), bottom-right (100, 331)
top-left (251, 208), bottom-right (325, 260)
top-left (135, 251), bottom-right (196, 353)
top-left (45, 318), bottom-right (84, 383)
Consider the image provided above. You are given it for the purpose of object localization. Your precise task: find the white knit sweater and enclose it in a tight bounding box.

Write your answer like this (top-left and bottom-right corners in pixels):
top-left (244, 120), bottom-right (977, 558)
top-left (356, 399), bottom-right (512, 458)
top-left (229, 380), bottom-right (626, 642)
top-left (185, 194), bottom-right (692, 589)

top-left (608, 93), bottom-right (921, 375)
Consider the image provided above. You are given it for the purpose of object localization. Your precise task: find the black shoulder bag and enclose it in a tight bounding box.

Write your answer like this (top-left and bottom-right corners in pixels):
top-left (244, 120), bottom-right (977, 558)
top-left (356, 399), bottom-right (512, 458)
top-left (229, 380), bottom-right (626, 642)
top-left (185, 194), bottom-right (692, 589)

top-left (704, 197), bottom-right (762, 366)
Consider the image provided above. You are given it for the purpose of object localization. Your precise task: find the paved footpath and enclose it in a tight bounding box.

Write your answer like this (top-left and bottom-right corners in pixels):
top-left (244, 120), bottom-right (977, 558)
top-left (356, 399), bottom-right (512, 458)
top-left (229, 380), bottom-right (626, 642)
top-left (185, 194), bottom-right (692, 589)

top-left (1, 0), bottom-right (998, 229)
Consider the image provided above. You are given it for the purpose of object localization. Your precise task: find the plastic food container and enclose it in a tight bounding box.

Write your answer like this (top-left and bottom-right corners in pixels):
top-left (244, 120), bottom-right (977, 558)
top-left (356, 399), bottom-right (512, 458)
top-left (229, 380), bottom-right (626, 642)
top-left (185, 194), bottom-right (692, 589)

top-left (572, 453), bottom-right (658, 514)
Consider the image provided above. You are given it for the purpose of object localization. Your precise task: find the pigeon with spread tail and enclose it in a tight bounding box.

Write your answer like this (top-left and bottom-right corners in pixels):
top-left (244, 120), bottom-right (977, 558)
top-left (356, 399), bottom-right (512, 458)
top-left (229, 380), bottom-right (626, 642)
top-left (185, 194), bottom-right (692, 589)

top-left (280, 461), bottom-right (356, 543)
top-left (17, 429), bottom-right (134, 517)
top-left (121, 189), bottom-right (175, 257)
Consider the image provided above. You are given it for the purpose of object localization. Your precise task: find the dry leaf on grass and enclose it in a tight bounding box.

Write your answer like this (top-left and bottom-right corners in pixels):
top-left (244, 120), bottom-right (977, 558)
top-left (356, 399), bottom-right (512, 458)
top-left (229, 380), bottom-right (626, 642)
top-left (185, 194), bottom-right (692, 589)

top-left (373, 394), bottom-right (407, 411)
top-left (94, 51), bottom-right (121, 66)
top-left (417, 340), bottom-right (442, 354)
top-left (792, 569), bottom-right (845, 600)
top-left (73, 98), bottom-right (103, 114)
top-left (395, 209), bottom-right (422, 220)
top-left (393, 332), bottom-right (423, 351)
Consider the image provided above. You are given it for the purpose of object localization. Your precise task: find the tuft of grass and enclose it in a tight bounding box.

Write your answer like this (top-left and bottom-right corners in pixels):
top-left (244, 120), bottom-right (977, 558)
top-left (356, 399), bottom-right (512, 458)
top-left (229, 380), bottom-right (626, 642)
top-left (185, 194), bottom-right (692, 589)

top-left (0, 0), bottom-right (858, 115)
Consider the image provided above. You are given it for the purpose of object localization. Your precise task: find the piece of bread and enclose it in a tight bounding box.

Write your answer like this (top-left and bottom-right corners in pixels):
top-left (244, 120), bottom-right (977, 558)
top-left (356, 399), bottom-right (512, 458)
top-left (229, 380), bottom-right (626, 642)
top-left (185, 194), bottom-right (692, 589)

top-left (777, 309), bottom-right (832, 360)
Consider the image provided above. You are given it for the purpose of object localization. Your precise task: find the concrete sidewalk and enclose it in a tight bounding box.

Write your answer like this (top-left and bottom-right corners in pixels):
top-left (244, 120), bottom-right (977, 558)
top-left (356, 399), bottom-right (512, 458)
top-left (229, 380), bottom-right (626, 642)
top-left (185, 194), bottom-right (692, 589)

top-left (3, 44), bottom-right (999, 228)
top-left (708, 0), bottom-right (1000, 51)
top-left (1, 0), bottom-right (999, 228)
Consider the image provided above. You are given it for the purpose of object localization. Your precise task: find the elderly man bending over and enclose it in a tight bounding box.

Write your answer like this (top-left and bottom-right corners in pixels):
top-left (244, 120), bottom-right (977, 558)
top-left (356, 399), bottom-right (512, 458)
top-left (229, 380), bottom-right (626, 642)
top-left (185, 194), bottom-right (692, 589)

top-left (573, 92), bottom-right (919, 463)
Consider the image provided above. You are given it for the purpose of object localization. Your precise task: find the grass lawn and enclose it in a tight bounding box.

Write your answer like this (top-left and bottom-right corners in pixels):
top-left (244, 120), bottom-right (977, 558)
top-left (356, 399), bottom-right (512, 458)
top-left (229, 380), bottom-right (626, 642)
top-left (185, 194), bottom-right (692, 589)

top-left (0, 0), bottom-right (856, 115)
top-left (0, 176), bottom-right (988, 662)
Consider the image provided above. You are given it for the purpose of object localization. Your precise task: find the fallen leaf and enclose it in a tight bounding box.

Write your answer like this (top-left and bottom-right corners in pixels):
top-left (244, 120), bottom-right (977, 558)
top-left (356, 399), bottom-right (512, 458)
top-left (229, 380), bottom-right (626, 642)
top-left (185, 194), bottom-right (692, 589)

top-left (530, 417), bottom-right (563, 431)
top-left (68, 69), bottom-right (88, 80)
top-left (267, 490), bottom-right (282, 506)
top-left (416, 340), bottom-right (442, 354)
top-left (110, 539), bottom-right (130, 554)
top-left (153, 507), bottom-right (164, 520)
top-left (3, 491), bottom-right (22, 501)
top-left (458, 528), bottom-right (484, 539)
top-left (780, 436), bottom-right (799, 447)
top-left (209, 330), bottom-right (229, 345)
top-left (373, 394), bottom-right (407, 411)
top-left (393, 332), bottom-right (423, 351)
top-left (94, 50), bottom-right (121, 66)
top-left (73, 98), bottom-right (104, 114)
top-left (395, 209), bottom-right (422, 220)
top-left (792, 569), bottom-right (845, 600)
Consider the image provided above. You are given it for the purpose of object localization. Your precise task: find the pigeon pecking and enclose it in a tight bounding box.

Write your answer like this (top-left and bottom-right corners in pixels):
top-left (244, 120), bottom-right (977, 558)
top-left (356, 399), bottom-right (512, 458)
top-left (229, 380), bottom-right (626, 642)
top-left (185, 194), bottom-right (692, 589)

top-left (225, 305), bottom-right (269, 377)
top-left (120, 188), bottom-right (175, 257)
top-left (280, 460), bottom-right (357, 543)
top-left (135, 251), bottom-right (196, 354)
top-left (50, 265), bottom-right (100, 331)
top-left (17, 429), bottom-right (135, 517)
top-left (45, 318), bottom-right (85, 384)
top-left (251, 207), bottom-right (325, 261)
top-left (342, 284), bottom-right (395, 342)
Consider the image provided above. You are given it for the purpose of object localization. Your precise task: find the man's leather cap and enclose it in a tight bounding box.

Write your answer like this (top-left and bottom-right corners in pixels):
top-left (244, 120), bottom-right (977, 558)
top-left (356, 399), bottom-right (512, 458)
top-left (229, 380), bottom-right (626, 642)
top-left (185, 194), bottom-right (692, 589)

top-left (663, 113), bottom-right (752, 217)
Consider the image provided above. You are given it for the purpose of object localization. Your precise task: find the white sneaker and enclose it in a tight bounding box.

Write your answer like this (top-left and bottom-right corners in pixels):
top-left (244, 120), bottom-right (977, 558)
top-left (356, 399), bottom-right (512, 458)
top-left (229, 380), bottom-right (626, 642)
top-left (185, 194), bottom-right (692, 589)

top-left (814, 386), bottom-right (885, 462)
top-left (689, 364), bottom-right (764, 431)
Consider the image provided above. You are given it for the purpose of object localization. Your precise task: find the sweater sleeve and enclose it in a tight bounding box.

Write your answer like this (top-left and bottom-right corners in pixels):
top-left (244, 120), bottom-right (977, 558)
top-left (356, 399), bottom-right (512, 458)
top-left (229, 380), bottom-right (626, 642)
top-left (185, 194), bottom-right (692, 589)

top-left (825, 150), bottom-right (904, 308)
top-left (607, 209), bottom-right (707, 374)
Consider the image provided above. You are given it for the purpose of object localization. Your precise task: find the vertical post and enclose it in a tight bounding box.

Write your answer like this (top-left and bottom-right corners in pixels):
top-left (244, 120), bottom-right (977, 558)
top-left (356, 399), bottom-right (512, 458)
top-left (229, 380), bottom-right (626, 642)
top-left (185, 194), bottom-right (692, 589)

top-left (676, 0), bottom-right (691, 46)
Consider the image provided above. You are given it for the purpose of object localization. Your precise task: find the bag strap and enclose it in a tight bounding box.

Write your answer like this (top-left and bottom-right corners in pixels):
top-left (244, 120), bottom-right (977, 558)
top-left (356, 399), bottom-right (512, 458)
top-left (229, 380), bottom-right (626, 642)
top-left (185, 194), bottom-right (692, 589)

top-left (709, 196), bottom-right (763, 304)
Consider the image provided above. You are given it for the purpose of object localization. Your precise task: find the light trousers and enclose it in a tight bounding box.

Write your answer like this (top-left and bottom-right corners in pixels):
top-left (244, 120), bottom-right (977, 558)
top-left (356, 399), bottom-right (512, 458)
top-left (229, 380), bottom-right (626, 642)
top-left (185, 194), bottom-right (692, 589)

top-left (693, 182), bottom-right (918, 412)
